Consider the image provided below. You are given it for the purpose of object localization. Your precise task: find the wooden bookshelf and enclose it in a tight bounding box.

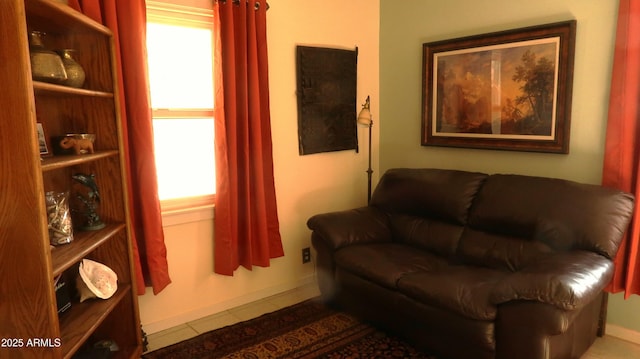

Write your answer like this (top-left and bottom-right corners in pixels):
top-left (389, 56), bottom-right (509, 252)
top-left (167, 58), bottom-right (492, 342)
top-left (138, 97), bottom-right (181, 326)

top-left (0, 1), bottom-right (142, 358)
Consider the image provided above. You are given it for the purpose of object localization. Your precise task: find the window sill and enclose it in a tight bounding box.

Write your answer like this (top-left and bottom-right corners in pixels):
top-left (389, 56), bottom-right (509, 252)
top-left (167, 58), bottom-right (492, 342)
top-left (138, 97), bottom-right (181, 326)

top-left (160, 196), bottom-right (215, 227)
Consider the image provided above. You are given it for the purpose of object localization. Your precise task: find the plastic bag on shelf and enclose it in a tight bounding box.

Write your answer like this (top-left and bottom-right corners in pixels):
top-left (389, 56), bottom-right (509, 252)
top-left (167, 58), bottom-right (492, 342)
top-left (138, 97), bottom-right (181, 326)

top-left (45, 191), bottom-right (73, 245)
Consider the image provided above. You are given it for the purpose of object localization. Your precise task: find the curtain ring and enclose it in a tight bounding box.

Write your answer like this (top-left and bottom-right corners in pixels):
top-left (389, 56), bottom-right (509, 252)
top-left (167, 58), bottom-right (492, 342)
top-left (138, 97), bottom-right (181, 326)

top-left (218, 0), bottom-right (269, 10)
top-left (254, 1), bottom-right (270, 10)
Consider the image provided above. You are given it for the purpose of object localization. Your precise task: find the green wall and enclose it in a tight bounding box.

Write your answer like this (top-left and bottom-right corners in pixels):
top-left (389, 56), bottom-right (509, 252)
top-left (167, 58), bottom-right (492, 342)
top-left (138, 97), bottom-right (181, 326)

top-left (379, 0), bottom-right (640, 332)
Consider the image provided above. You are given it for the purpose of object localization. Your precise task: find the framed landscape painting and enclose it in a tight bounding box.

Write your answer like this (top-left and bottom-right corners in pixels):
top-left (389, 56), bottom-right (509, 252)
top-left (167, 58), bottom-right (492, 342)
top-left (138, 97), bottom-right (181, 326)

top-left (421, 20), bottom-right (576, 153)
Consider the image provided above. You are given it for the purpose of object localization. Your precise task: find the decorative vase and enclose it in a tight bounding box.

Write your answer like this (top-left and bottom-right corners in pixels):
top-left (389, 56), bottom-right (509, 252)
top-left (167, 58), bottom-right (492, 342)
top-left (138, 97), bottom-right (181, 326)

top-left (29, 31), bottom-right (67, 84)
top-left (57, 49), bottom-right (85, 88)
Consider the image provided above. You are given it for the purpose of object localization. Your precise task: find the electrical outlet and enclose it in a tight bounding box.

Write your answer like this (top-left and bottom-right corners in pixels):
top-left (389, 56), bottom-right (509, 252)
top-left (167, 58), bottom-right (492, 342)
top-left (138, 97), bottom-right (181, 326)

top-left (302, 247), bottom-right (311, 263)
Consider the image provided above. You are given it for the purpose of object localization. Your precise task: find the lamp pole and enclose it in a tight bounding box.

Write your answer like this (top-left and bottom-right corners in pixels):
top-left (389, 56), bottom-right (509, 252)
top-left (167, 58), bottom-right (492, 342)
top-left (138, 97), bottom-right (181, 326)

top-left (357, 96), bottom-right (373, 204)
top-left (366, 119), bottom-right (373, 204)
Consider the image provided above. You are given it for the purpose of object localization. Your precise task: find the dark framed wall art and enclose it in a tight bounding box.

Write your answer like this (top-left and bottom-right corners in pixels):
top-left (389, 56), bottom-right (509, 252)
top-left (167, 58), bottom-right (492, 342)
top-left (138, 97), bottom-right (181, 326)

top-left (422, 20), bottom-right (577, 153)
top-left (296, 45), bottom-right (358, 155)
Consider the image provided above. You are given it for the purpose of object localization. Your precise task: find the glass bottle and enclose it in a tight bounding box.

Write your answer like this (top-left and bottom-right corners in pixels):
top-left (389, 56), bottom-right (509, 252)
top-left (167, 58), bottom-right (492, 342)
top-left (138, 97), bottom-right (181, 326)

top-left (29, 31), bottom-right (67, 84)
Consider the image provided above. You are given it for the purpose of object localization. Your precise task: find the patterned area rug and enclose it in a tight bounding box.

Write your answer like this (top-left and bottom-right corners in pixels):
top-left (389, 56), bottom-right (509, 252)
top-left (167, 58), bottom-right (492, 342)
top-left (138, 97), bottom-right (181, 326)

top-left (142, 298), bottom-right (436, 358)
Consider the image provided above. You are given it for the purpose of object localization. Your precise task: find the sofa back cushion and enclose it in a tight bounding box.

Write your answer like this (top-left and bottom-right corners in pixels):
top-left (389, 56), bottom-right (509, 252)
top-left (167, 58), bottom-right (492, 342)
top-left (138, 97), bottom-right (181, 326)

top-left (389, 215), bottom-right (464, 257)
top-left (371, 168), bottom-right (488, 257)
top-left (462, 174), bottom-right (634, 269)
top-left (371, 168), bottom-right (488, 225)
top-left (457, 228), bottom-right (555, 272)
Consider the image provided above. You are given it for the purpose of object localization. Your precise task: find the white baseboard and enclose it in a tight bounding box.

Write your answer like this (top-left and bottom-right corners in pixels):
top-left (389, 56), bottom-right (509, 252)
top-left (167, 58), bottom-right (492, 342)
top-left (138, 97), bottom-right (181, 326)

top-left (605, 324), bottom-right (640, 345)
top-left (142, 274), bottom-right (317, 335)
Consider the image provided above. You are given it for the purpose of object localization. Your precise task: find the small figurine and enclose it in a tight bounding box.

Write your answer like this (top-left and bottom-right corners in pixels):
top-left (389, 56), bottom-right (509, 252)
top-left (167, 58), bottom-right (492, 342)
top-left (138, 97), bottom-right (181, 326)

top-left (59, 137), bottom-right (94, 155)
top-left (71, 173), bottom-right (105, 230)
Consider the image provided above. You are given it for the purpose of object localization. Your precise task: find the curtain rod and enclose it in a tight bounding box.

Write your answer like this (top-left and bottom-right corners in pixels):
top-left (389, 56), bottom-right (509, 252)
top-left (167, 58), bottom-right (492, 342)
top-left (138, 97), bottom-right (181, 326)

top-left (219, 0), bottom-right (270, 10)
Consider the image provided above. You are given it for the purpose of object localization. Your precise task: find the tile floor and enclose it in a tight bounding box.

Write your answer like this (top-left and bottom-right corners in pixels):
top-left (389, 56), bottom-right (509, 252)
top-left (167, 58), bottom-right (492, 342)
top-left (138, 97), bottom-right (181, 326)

top-left (145, 283), bottom-right (640, 358)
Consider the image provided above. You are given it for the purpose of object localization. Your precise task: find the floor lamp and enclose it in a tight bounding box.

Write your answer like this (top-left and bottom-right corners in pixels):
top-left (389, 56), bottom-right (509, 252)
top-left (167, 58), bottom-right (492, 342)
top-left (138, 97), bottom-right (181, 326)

top-left (357, 96), bottom-right (373, 204)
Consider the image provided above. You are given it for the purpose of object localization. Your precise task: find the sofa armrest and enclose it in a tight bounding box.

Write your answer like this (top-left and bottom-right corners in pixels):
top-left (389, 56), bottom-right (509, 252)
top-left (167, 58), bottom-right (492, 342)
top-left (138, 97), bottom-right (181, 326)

top-left (490, 250), bottom-right (613, 311)
top-left (307, 207), bottom-right (392, 251)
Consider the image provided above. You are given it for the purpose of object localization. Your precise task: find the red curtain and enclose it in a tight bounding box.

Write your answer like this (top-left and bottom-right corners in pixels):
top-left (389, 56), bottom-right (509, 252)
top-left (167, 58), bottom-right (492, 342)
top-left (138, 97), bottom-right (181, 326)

top-left (69, 0), bottom-right (171, 295)
top-left (213, 0), bottom-right (284, 275)
top-left (602, 0), bottom-right (640, 298)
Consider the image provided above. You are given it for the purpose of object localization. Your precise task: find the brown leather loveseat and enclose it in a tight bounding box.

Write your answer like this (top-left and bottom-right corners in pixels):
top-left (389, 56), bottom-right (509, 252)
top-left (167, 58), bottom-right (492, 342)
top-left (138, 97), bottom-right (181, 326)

top-left (307, 168), bottom-right (634, 359)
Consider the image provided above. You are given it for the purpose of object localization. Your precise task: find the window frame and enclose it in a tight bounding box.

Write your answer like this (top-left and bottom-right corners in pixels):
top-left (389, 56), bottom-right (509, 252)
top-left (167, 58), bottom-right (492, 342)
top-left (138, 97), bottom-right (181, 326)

top-left (146, 0), bottom-right (216, 218)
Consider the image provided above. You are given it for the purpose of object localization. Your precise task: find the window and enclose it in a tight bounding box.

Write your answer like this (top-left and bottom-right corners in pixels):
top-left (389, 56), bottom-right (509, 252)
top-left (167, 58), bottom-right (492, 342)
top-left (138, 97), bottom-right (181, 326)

top-left (146, 0), bottom-right (215, 211)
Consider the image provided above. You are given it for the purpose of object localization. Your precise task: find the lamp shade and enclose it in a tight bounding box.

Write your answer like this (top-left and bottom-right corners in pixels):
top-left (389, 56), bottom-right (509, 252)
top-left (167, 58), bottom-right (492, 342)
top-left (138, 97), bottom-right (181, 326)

top-left (357, 96), bottom-right (372, 126)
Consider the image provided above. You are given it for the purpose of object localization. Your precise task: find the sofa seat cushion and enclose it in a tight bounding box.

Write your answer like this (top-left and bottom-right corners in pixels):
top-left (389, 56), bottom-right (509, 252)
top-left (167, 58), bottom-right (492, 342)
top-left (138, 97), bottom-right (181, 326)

top-left (398, 266), bottom-right (508, 321)
top-left (334, 243), bottom-right (448, 290)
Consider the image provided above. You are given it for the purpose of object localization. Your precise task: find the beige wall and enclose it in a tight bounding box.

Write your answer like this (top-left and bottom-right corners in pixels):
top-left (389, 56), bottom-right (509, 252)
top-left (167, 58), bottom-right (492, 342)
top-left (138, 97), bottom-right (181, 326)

top-left (138, 0), bottom-right (380, 334)
top-left (380, 0), bottom-right (640, 334)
